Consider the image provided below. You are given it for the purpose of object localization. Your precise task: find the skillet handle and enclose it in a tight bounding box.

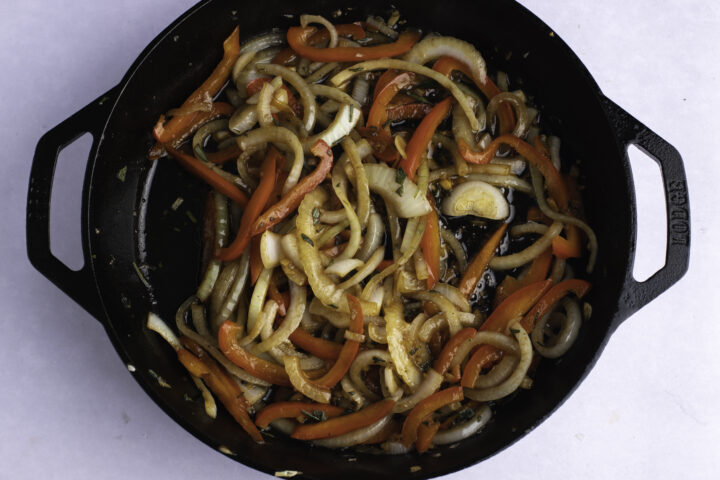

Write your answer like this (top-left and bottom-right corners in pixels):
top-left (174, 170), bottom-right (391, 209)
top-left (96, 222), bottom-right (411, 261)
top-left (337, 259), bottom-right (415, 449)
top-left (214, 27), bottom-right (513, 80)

top-left (26, 87), bottom-right (119, 321)
top-left (602, 97), bottom-right (690, 319)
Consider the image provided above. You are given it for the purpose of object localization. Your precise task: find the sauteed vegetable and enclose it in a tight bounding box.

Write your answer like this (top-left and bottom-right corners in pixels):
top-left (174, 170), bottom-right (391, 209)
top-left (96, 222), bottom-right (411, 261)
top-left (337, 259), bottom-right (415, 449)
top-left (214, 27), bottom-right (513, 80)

top-left (146, 11), bottom-right (596, 454)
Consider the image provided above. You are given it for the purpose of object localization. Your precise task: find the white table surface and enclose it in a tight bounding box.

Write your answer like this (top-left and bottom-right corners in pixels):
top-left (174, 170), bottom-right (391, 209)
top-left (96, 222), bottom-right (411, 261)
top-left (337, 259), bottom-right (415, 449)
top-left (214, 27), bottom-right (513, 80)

top-left (2, 1), bottom-right (718, 478)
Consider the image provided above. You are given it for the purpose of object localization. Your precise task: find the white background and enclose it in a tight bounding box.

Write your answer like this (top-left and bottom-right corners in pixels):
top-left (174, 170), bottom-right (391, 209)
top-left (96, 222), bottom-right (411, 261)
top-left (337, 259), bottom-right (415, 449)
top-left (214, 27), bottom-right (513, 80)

top-left (1, 0), bottom-right (718, 478)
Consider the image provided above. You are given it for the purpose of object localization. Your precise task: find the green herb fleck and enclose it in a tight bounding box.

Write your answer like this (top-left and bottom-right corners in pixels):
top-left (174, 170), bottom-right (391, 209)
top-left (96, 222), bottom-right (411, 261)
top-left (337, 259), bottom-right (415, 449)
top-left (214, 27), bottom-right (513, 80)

top-left (186, 211), bottom-right (197, 223)
top-left (148, 369), bottom-right (159, 379)
top-left (395, 184), bottom-right (404, 196)
top-left (406, 93), bottom-right (432, 105)
top-left (183, 393), bottom-right (194, 402)
top-left (409, 347), bottom-right (419, 355)
top-left (509, 327), bottom-right (520, 335)
top-left (455, 408), bottom-right (475, 425)
top-left (371, 356), bottom-right (385, 364)
top-left (173, 226), bottom-right (181, 232)
top-left (349, 67), bottom-right (364, 72)
top-left (301, 233), bottom-right (314, 247)
top-left (116, 166), bottom-right (127, 182)
top-left (312, 207), bottom-right (321, 225)
top-left (328, 304), bottom-right (338, 309)
top-left (98, 96), bottom-right (111, 105)
top-left (273, 117), bottom-right (280, 126)
top-left (302, 410), bottom-right (328, 422)
top-left (395, 168), bottom-right (407, 185)
top-left (349, 104), bottom-right (355, 122)
top-left (420, 360), bottom-right (432, 371)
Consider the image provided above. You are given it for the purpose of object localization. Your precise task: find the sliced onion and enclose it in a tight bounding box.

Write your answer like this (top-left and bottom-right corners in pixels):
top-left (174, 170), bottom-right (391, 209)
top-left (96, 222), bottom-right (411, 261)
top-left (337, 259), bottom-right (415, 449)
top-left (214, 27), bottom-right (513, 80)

top-left (310, 84), bottom-right (361, 108)
top-left (330, 161), bottom-right (362, 260)
top-left (449, 331), bottom-right (520, 369)
top-left (530, 165), bottom-right (598, 273)
top-left (441, 180), bottom-right (509, 220)
top-left (190, 303), bottom-right (210, 339)
top-left (247, 267), bottom-right (272, 334)
top-left (486, 91), bottom-right (529, 138)
top-left (471, 354), bottom-right (518, 389)
top-left (341, 376), bottom-right (366, 410)
top-left (284, 356), bottom-right (331, 403)
top-left (216, 251), bottom-right (250, 325)
top-left (364, 163), bottom-right (431, 218)
top-left (385, 302), bottom-right (422, 389)
top-left (356, 214), bottom-right (384, 262)
top-left (432, 283), bottom-right (470, 312)
top-left (190, 375), bottom-right (217, 419)
top-left (510, 222), bottom-right (548, 237)
top-left (147, 312), bottom-right (181, 351)
top-left (349, 349), bottom-right (394, 400)
top-left (304, 103), bottom-right (361, 152)
top-left (465, 173), bottom-right (533, 194)
top-left (300, 15), bottom-right (338, 47)
top-left (237, 126), bottom-right (304, 193)
top-left (433, 405), bottom-right (492, 445)
top-left (440, 227), bottom-right (467, 272)
top-left (403, 34), bottom-right (487, 84)
top-left (491, 156), bottom-right (526, 175)
top-left (256, 63), bottom-right (317, 132)
top-left (196, 260), bottom-right (221, 303)
top-left (392, 369), bottom-right (444, 413)
top-left (255, 282), bottom-right (307, 353)
top-left (313, 415), bottom-right (392, 449)
top-left (260, 231), bottom-right (284, 268)
top-left (489, 221), bottom-right (563, 270)
top-left (239, 31), bottom-right (286, 55)
top-left (341, 137), bottom-right (371, 226)
top-left (257, 76), bottom-right (284, 127)
top-left (331, 59), bottom-right (479, 130)
top-left (410, 291), bottom-right (461, 336)
top-left (325, 258), bottom-right (364, 277)
top-left (532, 297), bottom-right (582, 358)
top-left (464, 323), bottom-right (532, 402)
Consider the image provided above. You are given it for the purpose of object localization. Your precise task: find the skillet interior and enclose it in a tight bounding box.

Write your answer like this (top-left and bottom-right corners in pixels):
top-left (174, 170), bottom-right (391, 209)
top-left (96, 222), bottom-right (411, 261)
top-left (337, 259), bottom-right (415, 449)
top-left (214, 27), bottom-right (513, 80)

top-left (86, 0), bottom-right (631, 477)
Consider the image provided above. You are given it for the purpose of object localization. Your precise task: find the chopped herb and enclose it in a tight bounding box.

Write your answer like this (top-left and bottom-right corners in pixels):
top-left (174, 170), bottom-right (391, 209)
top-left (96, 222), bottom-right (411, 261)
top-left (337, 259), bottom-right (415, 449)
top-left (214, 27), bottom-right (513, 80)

top-left (509, 327), bottom-right (520, 335)
top-left (301, 233), bottom-right (314, 246)
top-left (455, 408), bottom-right (475, 425)
top-left (186, 211), bottom-right (197, 223)
top-left (382, 118), bottom-right (393, 128)
top-left (420, 360), bottom-right (432, 371)
top-left (409, 347), bottom-right (419, 355)
top-left (349, 104), bottom-right (355, 121)
top-left (173, 226), bottom-right (181, 232)
top-left (171, 197), bottom-right (184, 211)
top-left (395, 168), bottom-right (407, 185)
top-left (148, 369), bottom-right (159, 379)
top-left (183, 393), bottom-right (194, 402)
top-left (371, 356), bottom-right (386, 364)
top-left (132, 261), bottom-right (151, 289)
top-left (98, 96), bottom-right (111, 105)
top-left (395, 184), bottom-right (404, 196)
top-left (116, 166), bottom-right (127, 182)
top-left (302, 410), bottom-right (328, 422)
top-left (328, 304), bottom-right (338, 309)
top-left (406, 93), bottom-right (432, 104)
top-left (273, 117), bottom-right (280, 126)
top-left (312, 207), bottom-right (321, 225)
top-left (348, 67), bottom-right (364, 72)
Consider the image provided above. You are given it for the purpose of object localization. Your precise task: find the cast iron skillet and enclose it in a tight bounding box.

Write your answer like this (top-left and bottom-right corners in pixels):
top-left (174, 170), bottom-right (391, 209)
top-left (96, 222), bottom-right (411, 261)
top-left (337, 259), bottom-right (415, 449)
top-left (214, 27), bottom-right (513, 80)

top-left (26, 0), bottom-right (690, 478)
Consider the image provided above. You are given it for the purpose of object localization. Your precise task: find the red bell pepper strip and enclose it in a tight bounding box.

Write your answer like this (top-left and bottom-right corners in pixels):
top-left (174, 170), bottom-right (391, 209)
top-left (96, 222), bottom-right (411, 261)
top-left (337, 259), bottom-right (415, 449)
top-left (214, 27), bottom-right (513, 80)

top-left (521, 279), bottom-right (591, 332)
top-left (400, 386), bottom-right (464, 448)
top-left (420, 195), bottom-right (441, 289)
top-left (291, 398), bottom-right (396, 440)
top-left (458, 223), bottom-right (508, 298)
top-left (164, 145), bottom-right (249, 207)
top-left (386, 103), bottom-right (433, 122)
top-left (288, 327), bottom-right (342, 361)
top-left (494, 247), bottom-right (553, 307)
top-left (251, 140), bottom-right (334, 236)
top-left (152, 27), bottom-right (240, 145)
top-left (218, 320), bottom-right (291, 386)
top-left (254, 402), bottom-right (345, 429)
top-left (367, 71), bottom-right (417, 130)
top-left (272, 23), bottom-right (367, 65)
top-left (416, 421), bottom-right (441, 453)
top-left (460, 344), bottom-right (504, 388)
top-left (287, 27), bottom-right (420, 62)
top-left (149, 102), bottom-right (236, 160)
top-left (399, 97), bottom-right (453, 180)
top-left (433, 327), bottom-right (477, 376)
top-left (268, 283), bottom-right (290, 317)
top-left (177, 337), bottom-right (264, 443)
top-left (315, 294), bottom-right (364, 388)
top-left (217, 146), bottom-right (280, 261)
top-left (458, 134), bottom-right (569, 212)
top-left (249, 236), bottom-right (263, 285)
top-left (432, 55), bottom-right (514, 135)
top-left (480, 279), bottom-right (553, 334)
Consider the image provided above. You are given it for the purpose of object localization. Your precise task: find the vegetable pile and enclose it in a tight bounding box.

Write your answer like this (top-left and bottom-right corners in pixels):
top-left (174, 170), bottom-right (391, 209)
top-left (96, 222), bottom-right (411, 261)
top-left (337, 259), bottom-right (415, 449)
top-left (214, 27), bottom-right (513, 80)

top-left (146, 10), bottom-right (596, 454)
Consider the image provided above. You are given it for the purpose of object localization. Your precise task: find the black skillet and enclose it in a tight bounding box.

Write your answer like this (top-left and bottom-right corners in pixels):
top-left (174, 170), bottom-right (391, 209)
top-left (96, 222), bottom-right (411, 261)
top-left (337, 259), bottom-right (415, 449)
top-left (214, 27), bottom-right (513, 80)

top-left (26, 0), bottom-right (690, 478)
